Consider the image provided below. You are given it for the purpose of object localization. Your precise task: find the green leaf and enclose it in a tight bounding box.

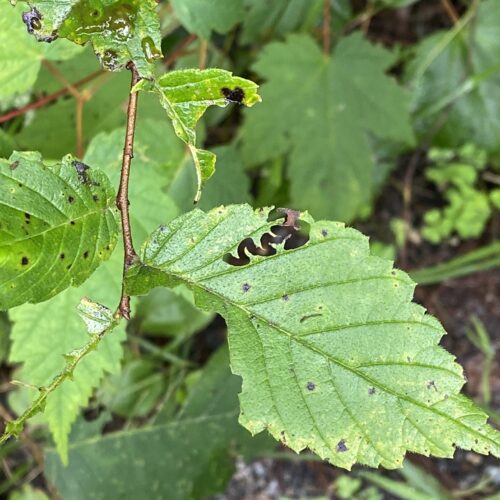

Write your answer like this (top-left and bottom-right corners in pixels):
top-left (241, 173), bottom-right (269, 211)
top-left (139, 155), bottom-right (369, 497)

top-left (126, 204), bottom-right (500, 469)
top-left (9, 127), bottom-right (179, 459)
top-left (241, 33), bottom-right (414, 222)
top-left (45, 346), bottom-right (272, 499)
top-left (137, 69), bottom-right (260, 202)
top-left (0, 2), bottom-right (82, 98)
top-left (241, 0), bottom-right (322, 44)
top-left (407, 0), bottom-right (500, 152)
top-left (17, 0), bottom-right (162, 77)
top-left (136, 287), bottom-right (211, 338)
top-left (170, 0), bottom-right (245, 39)
top-left (0, 151), bottom-right (118, 310)
top-left (167, 144), bottom-right (252, 213)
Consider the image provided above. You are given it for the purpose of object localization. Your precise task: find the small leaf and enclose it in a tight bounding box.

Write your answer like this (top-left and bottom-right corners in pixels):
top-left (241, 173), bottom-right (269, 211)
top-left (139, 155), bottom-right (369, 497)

top-left (0, 152), bottom-right (118, 310)
top-left (77, 297), bottom-right (114, 334)
top-left (126, 204), bottom-right (500, 469)
top-left (16, 0), bottom-right (162, 77)
top-left (136, 69), bottom-right (261, 202)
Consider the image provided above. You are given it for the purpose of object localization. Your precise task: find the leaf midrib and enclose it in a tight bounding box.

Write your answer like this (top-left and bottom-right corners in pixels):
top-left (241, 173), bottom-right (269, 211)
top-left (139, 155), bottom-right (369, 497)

top-left (152, 266), bottom-right (498, 448)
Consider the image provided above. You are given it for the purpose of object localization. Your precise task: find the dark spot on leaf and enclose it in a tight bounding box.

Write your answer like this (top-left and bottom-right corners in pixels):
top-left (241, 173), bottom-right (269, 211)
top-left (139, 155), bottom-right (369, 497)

top-left (336, 440), bottom-right (348, 452)
top-left (18, 183), bottom-right (23, 188)
top-left (83, 251), bottom-right (89, 259)
top-left (24, 213), bottom-right (31, 224)
top-left (100, 49), bottom-right (120, 71)
top-left (221, 86), bottom-right (245, 103)
top-left (73, 161), bottom-right (91, 184)
top-left (427, 380), bottom-right (437, 391)
top-left (368, 387), bottom-right (376, 395)
top-left (66, 264), bottom-right (71, 270)
top-left (68, 196), bottom-right (75, 204)
top-left (306, 382), bottom-right (315, 391)
top-left (321, 229), bottom-right (328, 237)
top-left (282, 294), bottom-right (289, 301)
top-left (224, 208), bottom-right (309, 266)
top-left (22, 7), bottom-right (42, 33)
top-left (60, 253), bottom-right (65, 260)
top-left (21, 257), bottom-right (29, 266)
top-left (70, 221), bottom-right (76, 225)
top-left (93, 195), bottom-right (99, 202)
top-left (9, 161), bottom-right (19, 170)
top-left (300, 313), bottom-right (323, 323)
top-left (242, 283), bottom-right (251, 292)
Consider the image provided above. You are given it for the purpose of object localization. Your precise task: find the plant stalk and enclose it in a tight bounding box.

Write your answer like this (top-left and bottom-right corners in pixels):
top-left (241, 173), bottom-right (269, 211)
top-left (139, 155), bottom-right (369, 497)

top-left (117, 62), bottom-right (141, 319)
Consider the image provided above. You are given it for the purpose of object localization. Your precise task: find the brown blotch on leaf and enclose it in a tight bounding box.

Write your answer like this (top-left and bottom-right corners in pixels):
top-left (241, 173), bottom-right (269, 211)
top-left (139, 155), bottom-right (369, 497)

top-left (336, 439), bottom-right (348, 452)
top-left (427, 380), bottom-right (437, 391)
top-left (300, 313), bottom-right (323, 323)
top-left (221, 86), bottom-right (245, 104)
top-left (224, 208), bottom-right (309, 266)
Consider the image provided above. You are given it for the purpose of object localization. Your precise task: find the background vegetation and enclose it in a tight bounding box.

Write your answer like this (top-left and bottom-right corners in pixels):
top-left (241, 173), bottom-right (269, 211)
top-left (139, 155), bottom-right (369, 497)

top-left (0, 0), bottom-right (499, 498)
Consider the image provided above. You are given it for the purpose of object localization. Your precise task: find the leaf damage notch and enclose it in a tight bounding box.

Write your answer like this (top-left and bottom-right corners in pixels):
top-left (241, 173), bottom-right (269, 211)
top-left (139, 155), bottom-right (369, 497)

top-left (223, 208), bottom-right (310, 266)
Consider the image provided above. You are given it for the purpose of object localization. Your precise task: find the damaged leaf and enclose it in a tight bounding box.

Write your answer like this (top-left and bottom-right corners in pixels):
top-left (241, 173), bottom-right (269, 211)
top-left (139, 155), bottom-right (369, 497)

top-left (0, 151), bottom-right (118, 310)
top-left (136, 69), bottom-right (261, 202)
top-left (16, 0), bottom-right (162, 76)
top-left (126, 204), bottom-right (500, 469)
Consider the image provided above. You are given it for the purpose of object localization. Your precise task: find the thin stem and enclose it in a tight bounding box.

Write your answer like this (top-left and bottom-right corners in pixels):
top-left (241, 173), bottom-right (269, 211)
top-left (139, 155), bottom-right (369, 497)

top-left (42, 60), bottom-right (82, 100)
top-left (75, 97), bottom-right (85, 159)
top-left (440, 0), bottom-right (460, 24)
top-left (117, 62), bottom-right (141, 319)
top-left (322, 0), bottom-right (331, 55)
top-left (198, 39), bottom-right (208, 69)
top-left (165, 33), bottom-right (197, 68)
top-left (0, 319), bottom-right (119, 446)
top-left (0, 70), bottom-right (104, 124)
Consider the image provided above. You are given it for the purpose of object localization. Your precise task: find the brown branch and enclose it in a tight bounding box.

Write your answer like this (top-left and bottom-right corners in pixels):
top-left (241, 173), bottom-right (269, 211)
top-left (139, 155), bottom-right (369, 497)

top-left (75, 98), bottom-right (85, 159)
top-left (323, 0), bottom-right (331, 55)
top-left (440, 0), bottom-right (460, 24)
top-left (0, 70), bottom-right (103, 125)
top-left (117, 62), bottom-right (141, 320)
top-left (199, 39), bottom-right (208, 70)
top-left (165, 33), bottom-right (197, 68)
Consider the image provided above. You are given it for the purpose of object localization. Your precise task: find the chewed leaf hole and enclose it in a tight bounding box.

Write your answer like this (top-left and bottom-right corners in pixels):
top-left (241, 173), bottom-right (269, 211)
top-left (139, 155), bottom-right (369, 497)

top-left (223, 208), bottom-right (310, 266)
